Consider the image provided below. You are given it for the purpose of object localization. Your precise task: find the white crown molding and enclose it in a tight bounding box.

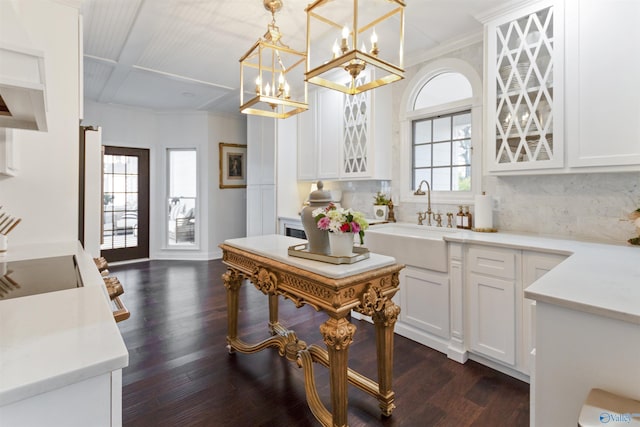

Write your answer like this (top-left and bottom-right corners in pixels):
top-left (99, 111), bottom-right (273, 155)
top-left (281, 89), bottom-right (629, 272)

top-left (404, 31), bottom-right (483, 68)
top-left (475, 0), bottom-right (539, 23)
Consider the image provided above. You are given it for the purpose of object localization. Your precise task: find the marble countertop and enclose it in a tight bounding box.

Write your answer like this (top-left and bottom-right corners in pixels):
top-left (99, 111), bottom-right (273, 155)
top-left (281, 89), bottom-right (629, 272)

top-left (0, 241), bottom-right (129, 406)
top-left (444, 230), bottom-right (640, 324)
top-left (222, 235), bottom-right (397, 279)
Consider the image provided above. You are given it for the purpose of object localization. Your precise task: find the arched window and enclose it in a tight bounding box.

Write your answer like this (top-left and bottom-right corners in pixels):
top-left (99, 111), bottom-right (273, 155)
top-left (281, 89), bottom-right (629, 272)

top-left (414, 72), bottom-right (472, 110)
top-left (400, 58), bottom-right (482, 203)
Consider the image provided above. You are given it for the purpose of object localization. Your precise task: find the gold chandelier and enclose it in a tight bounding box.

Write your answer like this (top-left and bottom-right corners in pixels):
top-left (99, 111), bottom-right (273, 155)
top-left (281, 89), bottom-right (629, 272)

top-left (240, 0), bottom-right (308, 119)
top-left (305, 0), bottom-right (405, 95)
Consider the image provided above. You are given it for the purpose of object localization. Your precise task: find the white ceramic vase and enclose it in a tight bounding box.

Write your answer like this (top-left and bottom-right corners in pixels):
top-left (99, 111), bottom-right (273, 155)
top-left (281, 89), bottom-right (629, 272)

top-left (329, 232), bottom-right (353, 257)
top-left (373, 205), bottom-right (388, 221)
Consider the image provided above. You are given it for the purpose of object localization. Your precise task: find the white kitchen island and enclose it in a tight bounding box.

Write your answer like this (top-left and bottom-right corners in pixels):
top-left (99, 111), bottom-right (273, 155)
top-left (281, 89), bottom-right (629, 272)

top-left (0, 241), bottom-right (129, 427)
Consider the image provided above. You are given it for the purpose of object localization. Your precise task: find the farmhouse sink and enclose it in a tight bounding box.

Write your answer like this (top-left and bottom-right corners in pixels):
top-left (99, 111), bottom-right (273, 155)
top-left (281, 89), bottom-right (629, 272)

top-left (364, 223), bottom-right (460, 272)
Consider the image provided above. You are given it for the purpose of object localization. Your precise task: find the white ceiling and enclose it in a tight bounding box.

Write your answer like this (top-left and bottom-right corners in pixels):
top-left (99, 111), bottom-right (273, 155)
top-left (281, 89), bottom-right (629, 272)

top-left (81, 0), bottom-right (519, 116)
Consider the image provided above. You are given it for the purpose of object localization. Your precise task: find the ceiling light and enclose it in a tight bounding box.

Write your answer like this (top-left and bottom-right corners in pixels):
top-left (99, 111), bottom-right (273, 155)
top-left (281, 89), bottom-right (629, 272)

top-left (239, 0), bottom-right (308, 119)
top-left (305, 0), bottom-right (405, 95)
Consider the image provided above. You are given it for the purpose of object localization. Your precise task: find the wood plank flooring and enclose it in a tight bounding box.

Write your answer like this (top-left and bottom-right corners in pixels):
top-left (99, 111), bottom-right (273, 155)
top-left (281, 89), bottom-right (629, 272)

top-left (111, 259), bottom-right (529, 427)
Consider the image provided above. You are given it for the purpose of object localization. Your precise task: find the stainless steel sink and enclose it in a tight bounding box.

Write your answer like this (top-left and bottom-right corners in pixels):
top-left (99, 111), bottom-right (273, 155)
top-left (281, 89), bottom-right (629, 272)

top-left (363, 223), bottom-right (460, 272)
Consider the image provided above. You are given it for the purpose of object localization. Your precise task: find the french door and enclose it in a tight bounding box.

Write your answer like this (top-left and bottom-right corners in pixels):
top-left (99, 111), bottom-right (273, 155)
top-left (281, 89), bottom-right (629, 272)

top-left (101, 146), bottom-right (150, 262)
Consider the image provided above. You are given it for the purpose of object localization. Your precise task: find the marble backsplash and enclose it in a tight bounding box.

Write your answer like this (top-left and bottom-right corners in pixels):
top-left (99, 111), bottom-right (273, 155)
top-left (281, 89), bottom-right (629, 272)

top-left (323, 172), bottom-right (640, 245)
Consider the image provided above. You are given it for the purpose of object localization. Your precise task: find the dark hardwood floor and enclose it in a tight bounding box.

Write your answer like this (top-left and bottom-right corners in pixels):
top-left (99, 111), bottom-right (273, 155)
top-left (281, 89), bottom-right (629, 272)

top-left (111, 259), bottom-right (529, 427)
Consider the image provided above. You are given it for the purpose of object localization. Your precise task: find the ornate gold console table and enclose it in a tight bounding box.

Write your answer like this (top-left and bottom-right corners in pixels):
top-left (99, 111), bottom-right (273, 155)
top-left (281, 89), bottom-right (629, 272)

top-left (220, 235), bottom-right (404, 427)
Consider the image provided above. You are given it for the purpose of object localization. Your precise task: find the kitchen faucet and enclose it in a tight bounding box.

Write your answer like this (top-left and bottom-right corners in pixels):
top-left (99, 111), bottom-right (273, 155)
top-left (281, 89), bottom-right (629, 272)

top-left (414, 180), bottom-right (432, 226)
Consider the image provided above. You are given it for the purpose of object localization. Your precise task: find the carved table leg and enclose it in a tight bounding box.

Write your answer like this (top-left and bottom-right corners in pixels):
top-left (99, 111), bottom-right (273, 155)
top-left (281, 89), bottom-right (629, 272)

top-left (222, 269), bottom-right (243, 353)
top-left (320, 317), bottom-right (357, 427)
top-left (372, 300), bottom-right (401, 416)
top-left (268, 293), bottom-right (281, 335)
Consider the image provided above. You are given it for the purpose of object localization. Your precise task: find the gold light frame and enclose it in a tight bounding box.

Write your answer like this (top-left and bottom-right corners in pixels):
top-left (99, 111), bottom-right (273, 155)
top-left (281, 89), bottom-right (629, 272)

top-left (240, 0), bottom-right (308, 119)
top-left (305, 0), bottom-right (405, 95)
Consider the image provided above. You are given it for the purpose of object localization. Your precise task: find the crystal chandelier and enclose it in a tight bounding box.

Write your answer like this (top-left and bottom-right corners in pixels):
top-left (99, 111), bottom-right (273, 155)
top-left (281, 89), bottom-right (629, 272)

top-left (239, 0), bottom-right (308, 119)
top-left (304, 0), bottom-right (405, 95)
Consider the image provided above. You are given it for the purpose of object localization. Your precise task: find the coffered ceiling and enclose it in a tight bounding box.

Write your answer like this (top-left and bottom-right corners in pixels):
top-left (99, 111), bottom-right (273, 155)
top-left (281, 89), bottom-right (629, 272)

top-left (81, 0), bottom-right (519, 116)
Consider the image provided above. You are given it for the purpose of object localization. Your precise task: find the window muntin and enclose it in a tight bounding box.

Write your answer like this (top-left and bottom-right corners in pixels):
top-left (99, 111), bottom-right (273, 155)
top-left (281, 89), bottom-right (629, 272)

top-left (412, 110), bottom-right (471, 192)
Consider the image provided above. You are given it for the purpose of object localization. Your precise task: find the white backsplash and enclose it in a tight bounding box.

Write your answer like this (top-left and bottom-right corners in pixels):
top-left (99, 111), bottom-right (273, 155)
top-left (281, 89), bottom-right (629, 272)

top-left (485, 173), bottom-right (640, 244)
top-left (329, 172), bottom-right (640, 244)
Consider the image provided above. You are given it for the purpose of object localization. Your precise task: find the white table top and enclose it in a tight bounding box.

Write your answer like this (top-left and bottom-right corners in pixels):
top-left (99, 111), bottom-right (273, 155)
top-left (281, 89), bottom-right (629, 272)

top-left (445, 231), bottom-right (640, 324)
top-left (0, 241), bottom-right (129, 406)
top-left (223, 235), bottom-right (397, 279)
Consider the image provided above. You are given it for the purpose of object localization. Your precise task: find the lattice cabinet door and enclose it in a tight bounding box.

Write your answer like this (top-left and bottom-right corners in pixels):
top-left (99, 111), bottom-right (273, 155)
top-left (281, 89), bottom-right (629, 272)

top-left (342, 73), bottom-right (372, 177)
top-left (486, 0), bottom-right (564, 172)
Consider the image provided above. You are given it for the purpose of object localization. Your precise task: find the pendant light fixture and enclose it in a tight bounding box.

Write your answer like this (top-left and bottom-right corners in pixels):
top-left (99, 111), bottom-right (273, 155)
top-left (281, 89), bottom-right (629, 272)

top-left (239, 0), bottom-right (308, 119)
top-left (304, 0), bottom-right (405, 95)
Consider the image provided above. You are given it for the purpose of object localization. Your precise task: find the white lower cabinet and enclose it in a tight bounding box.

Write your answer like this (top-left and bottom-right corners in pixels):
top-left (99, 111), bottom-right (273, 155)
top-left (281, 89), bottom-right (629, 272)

top-left (463, 245), bottom-right (567, 379)
top-left (396, 267), bottom-right (450, 345)
top-left (521, 251), bottom-right (567, 374)
top-left (0, 370), bottom-right (122, 427)
top-left (468, 272), bottom-right (516, 365)
top-left (467, 246), bottom-right (519, 367)
top-left (356, 240), bottom-right (450, 353)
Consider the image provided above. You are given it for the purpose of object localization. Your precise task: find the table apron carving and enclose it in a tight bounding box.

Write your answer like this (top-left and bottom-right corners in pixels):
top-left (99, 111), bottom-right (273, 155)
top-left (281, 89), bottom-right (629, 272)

top-left (220, 243), bottom-right (403, 427)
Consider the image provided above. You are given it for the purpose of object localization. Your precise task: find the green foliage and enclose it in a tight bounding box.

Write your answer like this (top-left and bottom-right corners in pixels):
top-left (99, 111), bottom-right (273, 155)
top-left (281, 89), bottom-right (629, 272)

top-left (373, 192), bottom-right (391, 205)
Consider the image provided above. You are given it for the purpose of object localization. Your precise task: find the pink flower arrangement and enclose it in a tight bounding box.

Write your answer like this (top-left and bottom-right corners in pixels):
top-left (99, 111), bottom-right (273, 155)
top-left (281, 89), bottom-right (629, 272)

top-left (312, 203), bottom-right (368, 244)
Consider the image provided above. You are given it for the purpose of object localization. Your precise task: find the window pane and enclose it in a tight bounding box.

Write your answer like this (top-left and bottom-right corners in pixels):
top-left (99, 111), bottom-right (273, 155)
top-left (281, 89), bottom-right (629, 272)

top-left (126, 175), bottom-right (138, 192)
top-left (433, 117), bottom-right (451, 142)
top-left (453, 113), bottom-right (472, 139)
top-left (168, 149), bottom-right (197, 246)
top-left (453, 140), bottom-right (472, 166)
top-left (432, 168), bottom-right (451, 191)
top-left (113, 156), bottom-right (126, 174)
top-left (414, 120), bottom-right (432, 143)
top-left (432, 142), bottom-right (451, 167)
top-left (169, 150), bottom-right (197, 198)
top-left (413, 145), bottom-right (431, 168)
top-left (411, 109), bottom-right (472, 194)
top-left (413, 169), bottom-right (431, 190)
top-left (414, 73), bottom-right (473, 110)
top-left (125, 156), bottom-right (138, 174)
top-left (452, 166), bottom-right (471, 191)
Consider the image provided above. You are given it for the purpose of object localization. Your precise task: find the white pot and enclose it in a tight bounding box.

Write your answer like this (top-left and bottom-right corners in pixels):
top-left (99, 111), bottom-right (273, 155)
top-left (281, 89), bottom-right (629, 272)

top-left (373, 205), bottom-right (388, 221)
top-left (329, 232), bottom-right (354, 257)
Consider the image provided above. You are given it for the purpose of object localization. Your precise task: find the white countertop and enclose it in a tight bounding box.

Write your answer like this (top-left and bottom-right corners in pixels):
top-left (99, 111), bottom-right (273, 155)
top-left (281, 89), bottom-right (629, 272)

top-left (444, 230), bottom-right (640, 324)
top-left (223, 235), bottom-right (397, 279)
top-left (0, 241), bottom-right (129, 406)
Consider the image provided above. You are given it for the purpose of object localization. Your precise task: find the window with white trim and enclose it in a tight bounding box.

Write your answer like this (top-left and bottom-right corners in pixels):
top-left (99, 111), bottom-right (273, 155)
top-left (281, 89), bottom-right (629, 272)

top-left (410, 71), bottom-right (474, 193)
top-left (412, 110), bottom-right (472, 191)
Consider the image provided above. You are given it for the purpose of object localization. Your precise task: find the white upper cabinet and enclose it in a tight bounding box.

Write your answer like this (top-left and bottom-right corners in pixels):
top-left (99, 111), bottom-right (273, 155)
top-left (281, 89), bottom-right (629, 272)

top-left (565, 0), bottom-right (640, 168)
top-left (297, 70), bottom-right (392, 181)
top-left (485, 0), bottom-right (564, 172)
top-left (484, 0), bottom-right (640, 174)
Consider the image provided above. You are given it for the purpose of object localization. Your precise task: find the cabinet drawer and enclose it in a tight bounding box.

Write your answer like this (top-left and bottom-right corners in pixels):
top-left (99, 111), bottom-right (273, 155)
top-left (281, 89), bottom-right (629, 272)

top-left (467, 246), bottom-right (516, 279)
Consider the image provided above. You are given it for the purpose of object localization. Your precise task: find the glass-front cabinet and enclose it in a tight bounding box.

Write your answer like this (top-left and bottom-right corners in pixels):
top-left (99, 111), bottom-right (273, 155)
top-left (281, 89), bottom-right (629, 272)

top-left (342, 74), bottom-right (370, 178)
top-left (297, 69), bottom-right (391, 181)
top-left (485, 0), bottom-right (563, 172)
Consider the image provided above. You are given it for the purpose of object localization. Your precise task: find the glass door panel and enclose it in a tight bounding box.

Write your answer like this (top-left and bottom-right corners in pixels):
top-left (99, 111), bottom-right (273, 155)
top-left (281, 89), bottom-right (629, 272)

top-left (101, 146), bottom-right (149, 262)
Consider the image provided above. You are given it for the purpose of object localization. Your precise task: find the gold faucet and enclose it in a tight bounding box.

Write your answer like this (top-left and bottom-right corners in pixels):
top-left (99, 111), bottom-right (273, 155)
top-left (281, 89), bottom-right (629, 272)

top-left (414, 180), bottom-right (432, 225)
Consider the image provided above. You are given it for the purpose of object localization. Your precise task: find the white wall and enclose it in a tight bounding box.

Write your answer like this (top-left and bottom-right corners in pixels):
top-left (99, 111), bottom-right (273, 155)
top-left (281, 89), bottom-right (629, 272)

top-left (83, 100), bottom-right (247, 260)
top-left (208, 114), bottom-right (247, 257)
top-left (0, 1), bottom-right (80, 247)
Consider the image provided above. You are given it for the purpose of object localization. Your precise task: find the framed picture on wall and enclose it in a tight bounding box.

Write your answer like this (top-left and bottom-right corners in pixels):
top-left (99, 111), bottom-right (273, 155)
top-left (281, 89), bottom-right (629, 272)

top-left (219, 142), bottom-right (247, 189)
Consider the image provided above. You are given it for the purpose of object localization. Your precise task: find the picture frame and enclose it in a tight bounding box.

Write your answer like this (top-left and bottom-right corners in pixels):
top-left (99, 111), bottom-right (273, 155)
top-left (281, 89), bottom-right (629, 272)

top-left (219, 142), bottom-right (247, 189)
